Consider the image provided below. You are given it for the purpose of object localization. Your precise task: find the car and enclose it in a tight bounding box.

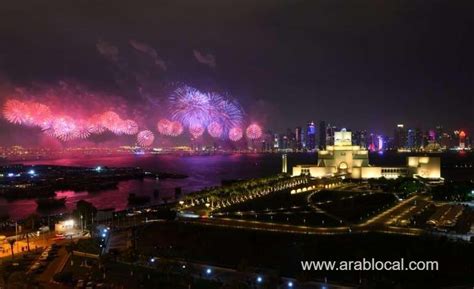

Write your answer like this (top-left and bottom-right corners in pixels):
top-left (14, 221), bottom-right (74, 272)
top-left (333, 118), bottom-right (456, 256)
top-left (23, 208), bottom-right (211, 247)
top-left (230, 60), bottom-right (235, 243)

top-left (76, 280), bottom-right (85, 288)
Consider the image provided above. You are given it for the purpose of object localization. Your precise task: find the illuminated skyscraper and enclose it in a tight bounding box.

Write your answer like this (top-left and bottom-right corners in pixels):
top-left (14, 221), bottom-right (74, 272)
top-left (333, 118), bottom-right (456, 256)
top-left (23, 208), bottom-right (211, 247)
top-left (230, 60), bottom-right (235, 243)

top-left (306, 122), bottom-right (316, 150)
top-left (459, 130), bottom-right (466, 149)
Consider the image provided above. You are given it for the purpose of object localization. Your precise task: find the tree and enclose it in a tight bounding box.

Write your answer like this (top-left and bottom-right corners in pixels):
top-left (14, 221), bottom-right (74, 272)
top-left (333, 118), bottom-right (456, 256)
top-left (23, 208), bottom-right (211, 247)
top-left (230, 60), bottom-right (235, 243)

top-left (7, 239), bottom-right (15, 259)
top-left (24, 213), bottom-right (41, 230)
top-left (73, 200), bottom-right (97, 229)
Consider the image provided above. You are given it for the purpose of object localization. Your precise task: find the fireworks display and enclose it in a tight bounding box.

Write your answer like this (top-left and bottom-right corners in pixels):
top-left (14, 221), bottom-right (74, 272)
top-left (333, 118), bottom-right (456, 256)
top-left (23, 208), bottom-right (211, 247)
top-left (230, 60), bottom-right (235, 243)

top-left (189, 123), bottom-right (205, 138)
top-left (137, 130), bottom-right (155, 147)
top-left (122, 119), bottom-right (139, 135)
top-left (169, 86), bottom-right (212, 129)
top-left (170, 121), bottom-right (183, 136)
top-left (1, 84), bottom-right (263, 146)
top-left (169, 85), bottom-right (245, 140)
top-left (228, 127), bottom-right (243, 141)
top-left (157, 119), bottom-right (173, 135)
top-left (245, 123), bottom-right (262, 140)
top-left (207, 121), bottom-right (223, 138)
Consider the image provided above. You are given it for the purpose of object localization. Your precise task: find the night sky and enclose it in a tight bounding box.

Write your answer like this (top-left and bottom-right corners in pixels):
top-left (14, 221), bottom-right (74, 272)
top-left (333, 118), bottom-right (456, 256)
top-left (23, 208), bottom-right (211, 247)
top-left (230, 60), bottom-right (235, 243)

top-left (0, 0), bottom-right (472, 139)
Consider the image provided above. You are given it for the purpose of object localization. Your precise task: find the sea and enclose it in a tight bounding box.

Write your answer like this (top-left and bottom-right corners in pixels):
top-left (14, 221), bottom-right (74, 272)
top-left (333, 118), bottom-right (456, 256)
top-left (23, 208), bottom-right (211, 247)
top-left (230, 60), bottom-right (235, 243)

top-left (0, 152), bottom-right (472, 220)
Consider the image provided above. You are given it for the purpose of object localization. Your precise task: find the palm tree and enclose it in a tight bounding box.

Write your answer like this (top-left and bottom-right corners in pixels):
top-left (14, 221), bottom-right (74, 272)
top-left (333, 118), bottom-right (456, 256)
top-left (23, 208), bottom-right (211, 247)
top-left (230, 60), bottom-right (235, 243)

top-left (7, 239), bottom-right (16, 259)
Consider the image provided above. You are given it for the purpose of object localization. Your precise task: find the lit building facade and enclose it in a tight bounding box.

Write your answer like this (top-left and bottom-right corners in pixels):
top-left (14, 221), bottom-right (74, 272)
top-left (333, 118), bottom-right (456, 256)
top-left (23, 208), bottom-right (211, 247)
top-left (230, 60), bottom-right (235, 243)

top-left (306, 122), bottom-right (316, 150)
top-left (292, 130), bottom-right (441, 180)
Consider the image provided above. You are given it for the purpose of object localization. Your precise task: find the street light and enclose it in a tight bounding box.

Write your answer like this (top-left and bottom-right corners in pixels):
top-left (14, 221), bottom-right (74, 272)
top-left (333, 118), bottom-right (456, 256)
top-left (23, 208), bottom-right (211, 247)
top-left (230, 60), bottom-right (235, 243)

top-left (80, 215), bottom-right (83, 232)
top-left (256, 276), bottom-right (263, 283)
top-left (288, 281), bottom-right (294, 287)
top-left (206, 268), bottom-right (212, 275)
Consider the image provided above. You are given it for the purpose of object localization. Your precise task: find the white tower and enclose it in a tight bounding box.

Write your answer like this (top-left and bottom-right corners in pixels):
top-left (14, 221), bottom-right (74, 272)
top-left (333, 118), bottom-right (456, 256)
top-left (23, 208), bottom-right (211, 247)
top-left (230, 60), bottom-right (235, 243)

top-left (282, 153), bottom-right (288, 173)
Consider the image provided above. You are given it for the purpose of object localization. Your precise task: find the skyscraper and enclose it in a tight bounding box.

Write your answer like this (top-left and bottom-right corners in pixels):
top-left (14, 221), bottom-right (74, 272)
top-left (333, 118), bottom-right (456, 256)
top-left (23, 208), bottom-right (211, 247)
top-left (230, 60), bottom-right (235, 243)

top-left (306, 122), bottom-right (316, 150)
top-left (295, 127), bottom-right (302, 150)
top-left (394, 124), bottom-right (407, 150)
top-left (318, 121), bottom-right (326, 149)
top-left (407, 129), bottom-right (416, 149)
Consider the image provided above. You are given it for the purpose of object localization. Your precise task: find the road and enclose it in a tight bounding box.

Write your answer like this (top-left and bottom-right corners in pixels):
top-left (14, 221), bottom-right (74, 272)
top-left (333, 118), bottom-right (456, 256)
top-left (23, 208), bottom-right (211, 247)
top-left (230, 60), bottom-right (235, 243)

top-left (0, 232), bottom-right (55, 258)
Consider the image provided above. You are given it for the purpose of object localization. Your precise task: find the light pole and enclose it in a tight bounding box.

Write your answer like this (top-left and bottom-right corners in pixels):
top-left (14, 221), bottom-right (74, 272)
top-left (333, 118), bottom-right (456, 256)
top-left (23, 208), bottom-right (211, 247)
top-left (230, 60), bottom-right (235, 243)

top-left (80, 215), bottom-right (84, 232)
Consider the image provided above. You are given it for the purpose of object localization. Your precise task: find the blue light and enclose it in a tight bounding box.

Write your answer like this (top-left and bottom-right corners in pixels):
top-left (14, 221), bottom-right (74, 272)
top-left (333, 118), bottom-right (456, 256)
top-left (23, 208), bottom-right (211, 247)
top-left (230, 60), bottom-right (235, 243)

top-left (28, 169), bottom-right (35, 175)
top-left (7, 173), bottom-right (14, 177)
top-left (102, 233), bottom-right (106, 238)
top-left (95, 166), bottom-right (102, 172)
top-left (257, 276), bottom-right (263, 283)
top-left (206, 268), bottom-right (212, 274)
top-left (288, 281), bottom-right (293, 287)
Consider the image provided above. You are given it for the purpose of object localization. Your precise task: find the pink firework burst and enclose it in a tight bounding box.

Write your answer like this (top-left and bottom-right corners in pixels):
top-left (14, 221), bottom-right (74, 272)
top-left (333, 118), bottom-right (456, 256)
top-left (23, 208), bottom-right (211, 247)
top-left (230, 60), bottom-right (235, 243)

top-left (87, 114), bottom-right (106, 134)
top-left (122, 119), bottom-right (139, 135)
top-left (30, 103), bottom-right (53, 129)
top-left (157, 119), bottom-right (173, 135)
top-left (170, 121), bottom-right (183, 136)
top-left (207, 121), bottom-right (223, 138)
top-left (75, 121), bottom-right (92, 139)
top-left (137, 130), bottom-right (155, 147)
top-left (3, 99), bottom-right (28, 124)
top-left (52, 117), bottom-right (79, 141)
top-left (189, 123), bottom-right (205, 138)
top-left (245, 124), bottom-right (262, 140)
top-left (228, 127), bottom-right (243, 141)
top-left (100, 111), bottom-right (122, 134)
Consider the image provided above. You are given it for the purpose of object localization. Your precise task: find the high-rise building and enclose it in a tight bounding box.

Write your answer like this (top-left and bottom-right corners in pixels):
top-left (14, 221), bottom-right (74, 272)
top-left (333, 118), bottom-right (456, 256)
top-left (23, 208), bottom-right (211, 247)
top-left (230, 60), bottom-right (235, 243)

top-left (326, 124), bottom-right (336, 146)
top-left (459, 130), bottom-right (466, 149)
top-left (415, 128), bottom-right (423, 150)
top-left (407, 129), bottom-right (416, 149)
top-left (295, 127), bottom-right (302, 150)
top-left (273, 133), bottom-right (280, 150)
top-left (435, 125), bottom-right (444, 144)
top-left (300, 127), bottom-right (306, 149)
top-left (318, 121), bottom-right (326, 149)
top-left (286, 128), bottom-right (296, 150)
top-left (394, 124), bottom-right (407, 149)
top-left (306, 122), bottom-right (316, 150)
top-left (352, 130), bottom-right (368, 148)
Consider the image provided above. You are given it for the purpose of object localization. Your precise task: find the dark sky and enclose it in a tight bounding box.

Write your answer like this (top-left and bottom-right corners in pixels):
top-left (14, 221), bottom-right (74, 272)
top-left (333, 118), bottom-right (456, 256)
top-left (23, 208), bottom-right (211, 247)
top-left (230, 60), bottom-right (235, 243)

top-left (0, 0), bottom-right (472, 136)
